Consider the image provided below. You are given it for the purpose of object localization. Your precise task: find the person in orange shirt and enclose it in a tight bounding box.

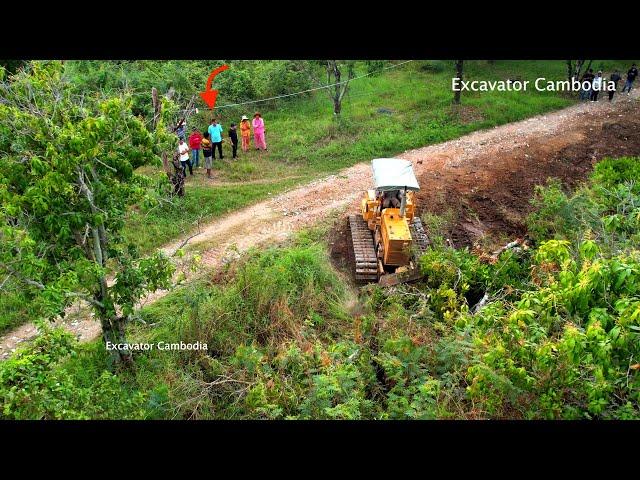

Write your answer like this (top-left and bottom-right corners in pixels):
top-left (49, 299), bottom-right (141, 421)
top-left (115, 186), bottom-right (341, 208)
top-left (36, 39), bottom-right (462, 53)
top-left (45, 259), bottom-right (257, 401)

top-left (240, 115), bottom-right (251, 152)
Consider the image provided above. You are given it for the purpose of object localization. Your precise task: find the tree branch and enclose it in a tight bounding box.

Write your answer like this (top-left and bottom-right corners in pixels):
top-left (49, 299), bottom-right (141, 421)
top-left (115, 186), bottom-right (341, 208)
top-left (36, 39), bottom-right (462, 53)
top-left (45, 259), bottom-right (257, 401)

top-left (0, 262), bottom-right (45, 290)
top-left (65, 291), bottom-right (105, 309)
top-left (171, 218), bottom-right (203, 257)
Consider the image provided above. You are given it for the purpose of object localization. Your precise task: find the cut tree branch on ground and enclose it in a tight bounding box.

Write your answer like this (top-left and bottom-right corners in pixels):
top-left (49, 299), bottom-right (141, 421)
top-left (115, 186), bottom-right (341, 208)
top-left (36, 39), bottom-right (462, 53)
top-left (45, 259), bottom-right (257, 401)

top-left (171, 218), bottom-right (203, 257)
top-left (472, 293), bottom-right (489, 314)
top-left (492, 238), bottom-right (525, 257)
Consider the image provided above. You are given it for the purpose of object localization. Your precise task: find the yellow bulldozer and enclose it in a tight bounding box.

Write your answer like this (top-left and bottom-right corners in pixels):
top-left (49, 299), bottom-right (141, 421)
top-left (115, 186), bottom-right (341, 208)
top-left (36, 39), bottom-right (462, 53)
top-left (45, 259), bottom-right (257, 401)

top-left (348, 158), bottom-right (429, 287)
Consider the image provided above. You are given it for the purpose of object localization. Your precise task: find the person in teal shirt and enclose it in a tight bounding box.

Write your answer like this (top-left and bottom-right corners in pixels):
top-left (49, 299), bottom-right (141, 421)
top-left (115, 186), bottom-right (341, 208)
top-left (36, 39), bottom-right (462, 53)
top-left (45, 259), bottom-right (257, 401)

top-left (208, 118), bottom-right (224, 159)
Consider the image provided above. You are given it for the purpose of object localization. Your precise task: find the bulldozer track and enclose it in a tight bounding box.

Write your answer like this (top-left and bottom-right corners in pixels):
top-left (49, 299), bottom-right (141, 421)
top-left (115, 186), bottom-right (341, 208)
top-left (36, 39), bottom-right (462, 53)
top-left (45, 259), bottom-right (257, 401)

top-left (348, 215), bottom-right (378, 281)
top-left (410, 217), bottom-right (430, 255)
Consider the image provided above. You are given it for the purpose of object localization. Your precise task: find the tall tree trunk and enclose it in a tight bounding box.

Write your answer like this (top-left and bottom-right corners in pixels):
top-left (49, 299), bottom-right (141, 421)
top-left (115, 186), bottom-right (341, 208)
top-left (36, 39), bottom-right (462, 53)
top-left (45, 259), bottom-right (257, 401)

top-left (566, 60), bottom-right (573, 81)
top-left (152, 87), bottom-right (161, 131)
top-left (78, 167), bottom-right (133, 365)
top-left (154, 88), bottom-right (185, 197)
top-left (329, 61), bottom-right (342, 116)
top-left (454, 60), bottom-right (464, 104)
top-left (326, 60), bottom-right (353, 117)
top-left (573, 60), bottom-right (585, 80)
top-left (95, 288), bottom-right (133, 366)
top-left (333, 96), bottom-right (342, 115)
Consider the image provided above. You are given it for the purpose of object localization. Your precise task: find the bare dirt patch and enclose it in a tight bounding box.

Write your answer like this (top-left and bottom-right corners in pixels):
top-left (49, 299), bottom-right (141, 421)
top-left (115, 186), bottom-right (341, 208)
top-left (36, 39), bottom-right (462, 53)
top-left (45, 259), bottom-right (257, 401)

top-left (404, 97), bottom-right (640, 248)
top-left (449, 104), bottom-right (485, 124)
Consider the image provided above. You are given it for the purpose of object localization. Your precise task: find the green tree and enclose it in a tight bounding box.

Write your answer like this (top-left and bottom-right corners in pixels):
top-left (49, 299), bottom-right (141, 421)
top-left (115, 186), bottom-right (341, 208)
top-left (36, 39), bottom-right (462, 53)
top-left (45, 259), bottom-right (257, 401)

top-left (0, 61), bottom-right (175, 364)
top-left (326, 60), bottom-right (355, 116)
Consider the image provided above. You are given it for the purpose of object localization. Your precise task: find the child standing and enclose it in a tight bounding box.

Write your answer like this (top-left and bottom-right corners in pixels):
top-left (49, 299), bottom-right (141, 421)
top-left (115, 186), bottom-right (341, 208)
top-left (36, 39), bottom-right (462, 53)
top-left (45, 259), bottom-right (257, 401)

top-left (252, 112), bottom-right (267, 151)
top-left (201, 132), bottom-right (213, 179)
top-left (229, 123), bottom-right (239, 159)
top-left (240, 115), bottom-right (251, 152)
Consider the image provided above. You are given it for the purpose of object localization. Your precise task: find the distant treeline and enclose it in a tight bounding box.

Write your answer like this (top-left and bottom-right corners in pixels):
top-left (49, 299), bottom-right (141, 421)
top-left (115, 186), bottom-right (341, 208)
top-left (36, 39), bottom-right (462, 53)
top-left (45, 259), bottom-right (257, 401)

top-left (59, 60), bottom-right (391, 119)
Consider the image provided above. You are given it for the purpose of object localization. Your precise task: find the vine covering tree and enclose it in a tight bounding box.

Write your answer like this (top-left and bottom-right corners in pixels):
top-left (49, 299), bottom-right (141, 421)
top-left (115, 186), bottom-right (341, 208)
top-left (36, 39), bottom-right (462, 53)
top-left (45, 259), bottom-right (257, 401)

top-left (0, 61), bottom-right (175, 364)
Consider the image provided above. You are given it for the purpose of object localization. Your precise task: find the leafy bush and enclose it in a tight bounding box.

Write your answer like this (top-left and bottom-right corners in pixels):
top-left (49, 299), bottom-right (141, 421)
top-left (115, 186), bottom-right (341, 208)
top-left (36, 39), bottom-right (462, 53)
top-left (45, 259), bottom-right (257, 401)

top-left (13, 156), bottom-right (640, 420)
top-left (528, 157), bottom-right (640, 251)
top-left (465, 241), bottom-right (640, 419)
top-left (364, 61), bottom-right (386, 75)
top-left (252, 61), bottom-right (313, 99)
top-left (0, 328), bottom-right (147, 419)
top-left (461, 158), bottom-right (640, 418)
top-left (591, 156), bottom-right (640, 191)
top-left (419, 60), bottom-right (448, 73)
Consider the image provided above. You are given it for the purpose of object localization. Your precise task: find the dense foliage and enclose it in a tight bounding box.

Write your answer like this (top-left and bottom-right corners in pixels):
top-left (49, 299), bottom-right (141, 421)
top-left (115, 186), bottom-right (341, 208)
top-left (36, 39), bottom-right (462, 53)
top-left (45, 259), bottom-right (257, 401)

top-left (62, 60), bottom-right (317, 120)
top-left (0, 61), bottom-right (174, 359)
top-left (0, 328), bottom-right (145, 419)
top-left (2, 156), bottom-right (638, 419)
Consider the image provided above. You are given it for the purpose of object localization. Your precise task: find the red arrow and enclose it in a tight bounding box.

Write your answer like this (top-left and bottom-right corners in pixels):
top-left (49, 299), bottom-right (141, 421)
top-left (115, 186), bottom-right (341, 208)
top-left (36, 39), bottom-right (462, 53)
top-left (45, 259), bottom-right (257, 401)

top-left (199, 64), bottom-right (229, 110)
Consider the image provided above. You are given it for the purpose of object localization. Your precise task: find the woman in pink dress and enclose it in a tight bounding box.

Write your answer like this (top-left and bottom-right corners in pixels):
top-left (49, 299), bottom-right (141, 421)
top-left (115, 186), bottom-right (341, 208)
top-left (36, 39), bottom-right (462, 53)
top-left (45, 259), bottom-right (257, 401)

top-left (252, 112), bottom-right (267, 151)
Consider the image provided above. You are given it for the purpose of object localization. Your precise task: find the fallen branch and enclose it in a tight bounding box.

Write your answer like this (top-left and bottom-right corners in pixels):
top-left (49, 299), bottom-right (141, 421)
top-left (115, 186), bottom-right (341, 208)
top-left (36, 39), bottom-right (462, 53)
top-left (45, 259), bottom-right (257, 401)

top-left (473, 293), bottom-right (489, 314)
top-left (93, 157), bottom-right (117, 173)
top-left (171, 219), bottom-right (203, 257)
top-left (476, 238), bottom-right (527, 265)
top-left (492, 238), bottom-right (525, 257)
top-left (0, 262), bottom-right (45, 290)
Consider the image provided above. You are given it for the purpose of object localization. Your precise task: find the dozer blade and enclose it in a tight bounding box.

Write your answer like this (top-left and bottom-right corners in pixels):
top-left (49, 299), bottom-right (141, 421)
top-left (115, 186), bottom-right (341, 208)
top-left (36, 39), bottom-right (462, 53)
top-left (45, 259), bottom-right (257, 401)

top-left (378, 265), bottom-right (424, 287)
top-left (379, 217), bottom-right (430, 287)
top-left (348, 215), bottom-right (378, 281)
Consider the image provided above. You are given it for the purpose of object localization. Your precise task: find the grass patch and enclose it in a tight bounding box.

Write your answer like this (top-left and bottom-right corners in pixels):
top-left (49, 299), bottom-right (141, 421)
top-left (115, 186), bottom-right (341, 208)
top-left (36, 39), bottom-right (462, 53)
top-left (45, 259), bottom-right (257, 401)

top-left (0, 284), bottom-right (31, 335)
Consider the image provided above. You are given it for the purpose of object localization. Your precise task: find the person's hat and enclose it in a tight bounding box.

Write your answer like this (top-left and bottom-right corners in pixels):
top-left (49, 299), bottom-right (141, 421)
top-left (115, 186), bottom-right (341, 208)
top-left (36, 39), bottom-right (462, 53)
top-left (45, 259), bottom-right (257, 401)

top-left (241, 115), bottom-right (248, 120)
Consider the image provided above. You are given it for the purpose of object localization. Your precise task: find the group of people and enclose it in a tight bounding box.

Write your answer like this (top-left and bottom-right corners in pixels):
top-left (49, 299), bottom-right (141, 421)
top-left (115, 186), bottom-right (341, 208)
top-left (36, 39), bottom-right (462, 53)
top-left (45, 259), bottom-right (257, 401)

top-left (175, 112), bottom-right (268, 179)
top-left (579, 63), bottom-right (638, 102)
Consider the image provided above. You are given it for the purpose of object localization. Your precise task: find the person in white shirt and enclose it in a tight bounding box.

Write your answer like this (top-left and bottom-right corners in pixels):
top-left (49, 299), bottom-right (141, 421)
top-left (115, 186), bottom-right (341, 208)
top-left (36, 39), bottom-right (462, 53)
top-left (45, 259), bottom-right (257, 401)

top-left (178, 138), bottom-right (192, 176)
top-left (591, 72), bottom-right (603, 102)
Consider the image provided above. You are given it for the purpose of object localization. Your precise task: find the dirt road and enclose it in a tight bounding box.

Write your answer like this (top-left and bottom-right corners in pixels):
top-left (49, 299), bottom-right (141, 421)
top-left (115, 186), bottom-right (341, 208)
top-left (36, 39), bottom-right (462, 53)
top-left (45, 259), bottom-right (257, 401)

top-left (2, 93), bottom-right (639, 358)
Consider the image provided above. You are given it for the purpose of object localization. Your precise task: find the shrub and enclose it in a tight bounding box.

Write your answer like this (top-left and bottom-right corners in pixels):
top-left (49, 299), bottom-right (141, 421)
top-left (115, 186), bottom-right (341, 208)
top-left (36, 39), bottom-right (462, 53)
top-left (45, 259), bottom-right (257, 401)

top-left (0, 328), bottom-right (147, 419)
top-left (592, 156), bottom-right (640, 192)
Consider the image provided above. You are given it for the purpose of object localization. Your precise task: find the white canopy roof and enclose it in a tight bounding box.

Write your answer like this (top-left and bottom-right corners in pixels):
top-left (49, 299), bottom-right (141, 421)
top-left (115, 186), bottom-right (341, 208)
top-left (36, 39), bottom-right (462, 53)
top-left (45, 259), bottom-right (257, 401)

top-left (371, 158), bottom-right (420, 192)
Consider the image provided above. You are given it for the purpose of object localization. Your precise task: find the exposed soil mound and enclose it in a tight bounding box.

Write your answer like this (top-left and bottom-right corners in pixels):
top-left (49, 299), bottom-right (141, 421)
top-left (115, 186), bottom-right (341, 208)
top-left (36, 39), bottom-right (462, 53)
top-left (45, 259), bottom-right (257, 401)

top-left (410, 103), bottom-right (640, 248)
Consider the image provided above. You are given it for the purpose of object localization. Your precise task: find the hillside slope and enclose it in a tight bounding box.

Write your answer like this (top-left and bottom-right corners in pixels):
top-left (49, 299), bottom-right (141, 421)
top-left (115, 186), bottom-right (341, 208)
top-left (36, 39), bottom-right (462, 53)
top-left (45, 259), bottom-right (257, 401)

top-left (1, 92), bottom-right (638, 359)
